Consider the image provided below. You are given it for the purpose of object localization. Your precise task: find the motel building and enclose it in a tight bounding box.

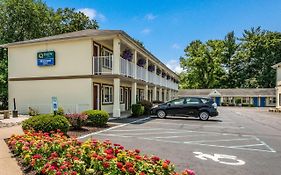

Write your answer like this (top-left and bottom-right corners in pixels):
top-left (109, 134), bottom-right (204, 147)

top-left (178, 88), bottom-right (276, 107)
top-left (1, 29), bottom-right (179, 117)
top-left (272, 62), bottom-right (281, 109)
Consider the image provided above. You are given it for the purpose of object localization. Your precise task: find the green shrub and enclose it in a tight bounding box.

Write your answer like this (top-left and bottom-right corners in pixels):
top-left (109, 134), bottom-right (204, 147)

top-left (132, 104), bottom-right (144, 117)
top-left (235, 98), bottom-right (242, 104)
top-left (28, 107), bottom-right (39, 116)
top-left (138, 100), bottom-right (153, 114)
top-left (22, 114), bottom-right (70, 133)
top-left (56, 107), bottom-right (64, 115)
top-left (82, 110), bottom-right (109, 126)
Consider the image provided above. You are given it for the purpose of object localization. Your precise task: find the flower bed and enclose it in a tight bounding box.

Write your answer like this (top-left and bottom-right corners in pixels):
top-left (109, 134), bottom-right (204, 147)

top-left (8, 130), bottom-right (195, 175)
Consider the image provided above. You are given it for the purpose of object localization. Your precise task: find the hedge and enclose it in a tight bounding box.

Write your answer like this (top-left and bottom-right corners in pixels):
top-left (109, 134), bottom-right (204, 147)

top-left (22, 114), bottom-right (70, 133)
top-left (132, 104), bottom-right (144, 117)
top-left (82, 110), bottom-right (109, 126)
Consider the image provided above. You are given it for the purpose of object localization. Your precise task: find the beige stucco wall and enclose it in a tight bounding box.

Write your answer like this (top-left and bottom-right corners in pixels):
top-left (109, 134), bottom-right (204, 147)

top-left (276, 86), bottom-right (281, 108)
top-left (9, 78), bottom-right (92, 114)
top-left (8, 38), bottom-right (93, 78)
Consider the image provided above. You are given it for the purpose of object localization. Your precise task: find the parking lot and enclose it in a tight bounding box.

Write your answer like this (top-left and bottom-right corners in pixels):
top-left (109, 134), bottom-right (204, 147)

top-left (79, 107), bottom-right (281, 175)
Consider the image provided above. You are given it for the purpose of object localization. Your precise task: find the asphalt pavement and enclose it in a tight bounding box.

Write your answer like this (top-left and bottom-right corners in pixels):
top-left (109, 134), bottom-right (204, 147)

top-left (79, 107), bottom-right (281, 175)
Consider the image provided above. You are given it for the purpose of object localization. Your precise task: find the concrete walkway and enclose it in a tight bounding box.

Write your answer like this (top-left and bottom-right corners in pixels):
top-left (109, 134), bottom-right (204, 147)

top-left (0, 125), bottom-right (24, 175)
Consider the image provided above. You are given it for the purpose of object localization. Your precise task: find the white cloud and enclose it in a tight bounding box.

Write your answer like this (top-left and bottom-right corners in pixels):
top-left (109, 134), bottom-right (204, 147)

top-left (166, 59), bottom-right (183, 73)
top-left (172, 43), bottom-right (180, 49)
top-left (145, 13), bottom-right (157, 21)
top-left (77, 8), bottom-right (106, 21)
top-left (141, 28), bottom-right (151, 35)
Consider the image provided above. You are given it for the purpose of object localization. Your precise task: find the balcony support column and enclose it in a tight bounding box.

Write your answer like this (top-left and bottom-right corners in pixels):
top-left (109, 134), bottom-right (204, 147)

top-left (144, 85), bottom-right (149, 100)
top-left (132, 82), bottom-right (137, 104)
top-left (159, 88), bottom-right (162, 102)
top-left (153, 86), bottom-right (157, 101)
top-left (133, 50), bottom-right (137, 78)
top-left (145, 58), bottom-right (149, 82)
top-left (113, 37), bottom-right (121, 74)
top-left (113, 78), bottom-right (121, 118)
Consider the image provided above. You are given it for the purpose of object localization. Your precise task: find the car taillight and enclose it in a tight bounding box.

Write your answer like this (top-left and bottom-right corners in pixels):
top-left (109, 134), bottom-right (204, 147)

top-left (212, 103), bottom-right (217, 109)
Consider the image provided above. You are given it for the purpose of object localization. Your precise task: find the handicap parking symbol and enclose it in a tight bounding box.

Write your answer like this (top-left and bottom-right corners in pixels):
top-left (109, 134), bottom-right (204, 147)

top-left (193, 152), bottom-right (245, 166)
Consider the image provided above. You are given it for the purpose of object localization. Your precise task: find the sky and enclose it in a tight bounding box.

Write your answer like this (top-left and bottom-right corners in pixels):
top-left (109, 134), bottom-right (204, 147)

top-left (44, 0), bottom-right (281, 73)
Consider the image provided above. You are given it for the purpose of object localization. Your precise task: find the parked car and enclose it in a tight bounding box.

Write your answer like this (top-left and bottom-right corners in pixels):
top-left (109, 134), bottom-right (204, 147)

top-left (151, 97), bottom-right (218, 120)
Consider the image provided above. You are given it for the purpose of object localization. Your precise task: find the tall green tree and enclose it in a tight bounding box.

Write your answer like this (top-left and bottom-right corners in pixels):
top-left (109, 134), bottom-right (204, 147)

top-left (232, 27), bottom-right (281, 88)
top-left (0, 0), bottom-right (99, 109)
top-left (179, 40), bottom-right (226, 89)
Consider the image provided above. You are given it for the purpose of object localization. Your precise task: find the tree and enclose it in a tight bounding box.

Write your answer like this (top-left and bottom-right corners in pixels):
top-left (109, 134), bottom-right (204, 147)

top-left (179, 27), bottom-right (281, 89)
top-left (0, 0), bottom-right (99, 109)
top-left (53, 8), bottom-right (98, 34)
top-left (179, 40), bottom-right (226, 89)
top-left (232, 28), bottom-right (281, 88)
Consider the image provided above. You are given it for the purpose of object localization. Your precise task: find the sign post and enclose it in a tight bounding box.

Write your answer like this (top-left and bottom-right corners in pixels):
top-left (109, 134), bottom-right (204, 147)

top-left (52, 97), bottom-right (58, 115)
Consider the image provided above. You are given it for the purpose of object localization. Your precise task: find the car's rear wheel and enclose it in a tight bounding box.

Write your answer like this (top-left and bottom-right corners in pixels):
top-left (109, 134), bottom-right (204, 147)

top-left (199, 111), bottom-right (209, 121)
top-left (157, 110), bottom-right (166, 119)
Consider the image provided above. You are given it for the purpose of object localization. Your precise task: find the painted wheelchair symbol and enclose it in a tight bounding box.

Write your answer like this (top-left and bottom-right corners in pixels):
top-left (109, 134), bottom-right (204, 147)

top-left (193, 152), bottom-right (245, 166)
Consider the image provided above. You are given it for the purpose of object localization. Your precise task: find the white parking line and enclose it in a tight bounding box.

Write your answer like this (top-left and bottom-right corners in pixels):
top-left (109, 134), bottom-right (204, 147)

top-left (148, 121), bottom-right (244, 129)
top-left (230, 144), bottom-right (265, 148)
top-left (184, 138), bottom-right (256, 144)
top-left (78, 117), bottom-right (151, 139)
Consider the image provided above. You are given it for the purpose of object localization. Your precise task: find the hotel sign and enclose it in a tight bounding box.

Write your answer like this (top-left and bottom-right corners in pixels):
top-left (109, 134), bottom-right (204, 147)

top-left (37, 51), bottom-right (55, 66)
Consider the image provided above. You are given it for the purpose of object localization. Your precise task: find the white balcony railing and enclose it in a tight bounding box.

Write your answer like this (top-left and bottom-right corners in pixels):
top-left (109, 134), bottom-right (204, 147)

top-left (93, 56), bottom-right (178, 90)
top-left (137, 66), bottom-right (147, 81)
top-left (93, 56), bottom-right (113, 74)
top-left (120, 57), bottom-right (134, 77)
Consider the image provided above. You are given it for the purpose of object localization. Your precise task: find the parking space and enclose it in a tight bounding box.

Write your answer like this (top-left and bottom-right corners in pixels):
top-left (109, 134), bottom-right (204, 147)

top-left (79, 107), bottom-right (281, 175)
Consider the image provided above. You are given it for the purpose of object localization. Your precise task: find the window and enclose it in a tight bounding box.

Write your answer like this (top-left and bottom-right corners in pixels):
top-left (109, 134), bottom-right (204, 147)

top-left (268, 97), bottom-right (276, 105)
top-left (102, 48), bottom-right (112, 69)
top-left (242, 97), bottom-right (250, 103)
top-left (103, 85), bottom-right (113, 103)
top-left (186, 98), bottom-right (201, 104)
top-left (137, 89), bottom-right (144, 102)
top-left (120, 88), bottom-right (124, 103)
top-left (170, 98), bottom-right (185, 105)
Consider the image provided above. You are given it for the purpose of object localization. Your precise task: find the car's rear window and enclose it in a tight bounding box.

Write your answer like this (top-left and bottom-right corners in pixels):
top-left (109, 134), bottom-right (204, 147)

top-left (200, 98), bottom-right (212, 104)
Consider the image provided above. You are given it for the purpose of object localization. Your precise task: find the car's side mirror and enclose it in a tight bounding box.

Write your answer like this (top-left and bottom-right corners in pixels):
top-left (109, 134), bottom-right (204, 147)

top-left (167, 103), bottom-right (171, 106)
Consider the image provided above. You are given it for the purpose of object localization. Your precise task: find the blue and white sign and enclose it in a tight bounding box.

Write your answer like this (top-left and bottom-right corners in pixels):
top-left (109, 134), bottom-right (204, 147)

top-left (37, 51), bottom-right (55, 66)
top-left (51, 96), bottom-right (58, 112)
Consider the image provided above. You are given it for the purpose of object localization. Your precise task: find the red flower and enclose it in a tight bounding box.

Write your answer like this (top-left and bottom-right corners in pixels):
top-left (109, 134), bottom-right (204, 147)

top-left (51, 152), bottom-right (58, 158)
top-left (116, 162), bottom-right (123, 169)
top-left (32, 154), bottom-right (42, 159)
top-left (71, 171), bottom-right (77, 175)
top-left (103, 162), bottom-right (110, 169)
top-left (97, 155), bottom-right (103, 161)
top-left (165, 160), bottom-right (171, 165)
top-left (106, 154), bottom-right (114, 160)
top-left (151, 156), bottom-right (160, 162)
top-left (128, 167), bottom-right (135, 174)
top-left (125, 162), bottom-right (133, 168)
top-left (135, 155), bottom-right (142, 160)
top-left (105, 148), bottom-right (114, 155)
top-left (135, 149), bottom-right (140, 154)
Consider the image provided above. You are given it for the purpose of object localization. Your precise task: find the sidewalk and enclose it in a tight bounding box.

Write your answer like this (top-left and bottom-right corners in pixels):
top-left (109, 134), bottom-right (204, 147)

top-left (0, 125), bottom-right (24, 175)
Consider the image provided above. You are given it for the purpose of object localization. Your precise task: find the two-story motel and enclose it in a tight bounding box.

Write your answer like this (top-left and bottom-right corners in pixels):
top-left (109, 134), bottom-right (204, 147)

top-left (272, 62), bottom-right (281, 108)
top-left (1, 29), bottom-right (179, 117)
